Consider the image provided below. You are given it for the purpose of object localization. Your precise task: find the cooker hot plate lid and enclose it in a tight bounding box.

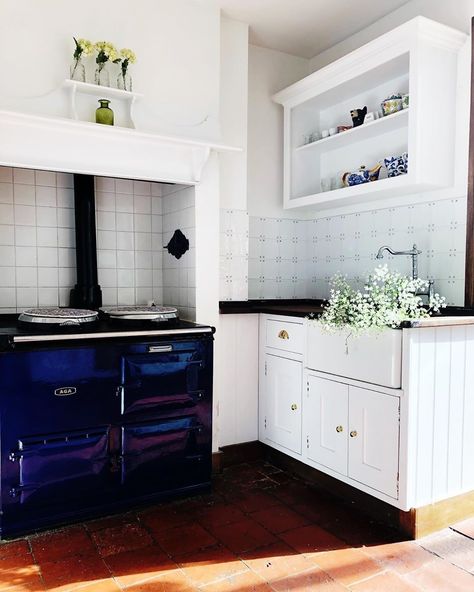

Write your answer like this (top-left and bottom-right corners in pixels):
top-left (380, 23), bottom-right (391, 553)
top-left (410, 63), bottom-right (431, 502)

top-left (101, 305), bottom-right (178, 321)
top-left (19, 307), bottom-right (99, 325)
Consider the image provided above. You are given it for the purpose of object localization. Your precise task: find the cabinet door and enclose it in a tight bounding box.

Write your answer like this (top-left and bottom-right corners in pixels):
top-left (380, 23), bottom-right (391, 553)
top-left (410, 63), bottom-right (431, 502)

top-left (306, 376), bottom-right (348, 475)
top-left (264, 353), bottom-right (302, 454)
top-left (348, 386), bottom-right (400, 498)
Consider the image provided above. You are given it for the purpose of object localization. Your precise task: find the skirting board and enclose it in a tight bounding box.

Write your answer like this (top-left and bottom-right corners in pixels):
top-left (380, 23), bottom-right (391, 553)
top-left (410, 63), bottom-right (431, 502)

top-left (213, 441), bottom-right (265, 473)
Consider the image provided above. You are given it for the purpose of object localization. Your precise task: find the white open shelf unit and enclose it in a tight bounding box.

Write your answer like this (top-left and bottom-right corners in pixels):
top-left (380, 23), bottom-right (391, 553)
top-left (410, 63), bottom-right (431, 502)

top-left (63, 79), bottom-right (143, 129)
top-left (273, 17), bottom-right (466, 213)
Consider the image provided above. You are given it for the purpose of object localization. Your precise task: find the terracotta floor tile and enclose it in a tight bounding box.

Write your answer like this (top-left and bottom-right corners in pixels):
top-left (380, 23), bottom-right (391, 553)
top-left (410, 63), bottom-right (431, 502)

top-left (154, 523), bottom-right (217, 557)
top-left (292, 501), bottom-right (336, 524)
top-left (362, 541), bottom-right (436, 574)
top-left (452, 517), bottom-right (474, 540)
top-left (85, 512), bottom-right (138, 533)
top-left (312, 547), bottom-right (384, 586)
top-left (349, 571), bottom-right (420, 592)
top-left (241, 541), bottom-right (314, 581)
top-left (176, 544), bottom-right (248, 586)
top-left (0, 541), bottom-right (34, 571)
top-left (224, 490), bottom-right (281, 514)
top-left (279, 524), bottom-right (347, 555)
top-left (323, 509), bottom-right (400, 547)
top-left (68, 579), bottom-right (121, 592)
top-left (407, 557), bottom-right (474, 591)
top-left (29, 526), bottom-right (96, 563)
top-left (196, 502), bottom-right (246, 528)
top-left (124, 570), bottom-right (198, 591)
top-left (250, 503), bottom-right (310, 534)
top-left (200, 570), bottom-right (273, 591)
top-left (38, 554), bottom-right (109, 591)
top-left (208, 518), bottom-right (277, 554)
top-left (418, 528), bottom-right (474, 572)
top-left (270, 481), bottom-right (320, 506)
top-left (139, 505), bottom-right (191, 534)
top-left (103, 545), bottom-right (178, 587)
top-left (0, 541), bottom-right (31, 561)
top-left (0, 563), bottom-right (43, 592)
top-left (91, 522), bottom-right (154, 558)
top-left (269, 566), bottom-right (348, 592)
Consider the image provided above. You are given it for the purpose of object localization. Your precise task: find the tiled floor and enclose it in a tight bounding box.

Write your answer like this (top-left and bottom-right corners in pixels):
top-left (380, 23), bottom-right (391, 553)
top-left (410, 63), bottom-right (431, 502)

top-left (1, 461), bottom-right (474, 591)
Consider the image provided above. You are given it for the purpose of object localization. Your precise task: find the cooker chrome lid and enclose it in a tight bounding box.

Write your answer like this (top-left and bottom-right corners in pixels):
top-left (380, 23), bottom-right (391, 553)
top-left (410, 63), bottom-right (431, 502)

top-left (19, 308), bottom-right (99, 325)
top-left (101, 305), bottom-right (178, 321)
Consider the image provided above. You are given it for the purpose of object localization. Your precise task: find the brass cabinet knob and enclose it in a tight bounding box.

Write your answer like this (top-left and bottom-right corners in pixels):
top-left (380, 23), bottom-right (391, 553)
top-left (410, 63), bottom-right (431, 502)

top-left (278, 329), bottom-right (289, 340)
top-left (291, 403), bottom-right (298, 411)
top-left (350, 430), bottom-right (358, 438)
top-left (335, 425), bottom-right (343, 433)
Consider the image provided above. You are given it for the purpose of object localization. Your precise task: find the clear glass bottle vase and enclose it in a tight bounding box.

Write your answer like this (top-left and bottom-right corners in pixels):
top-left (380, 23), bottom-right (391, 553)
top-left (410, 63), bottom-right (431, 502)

top-left (95, 63), bottom-right (110, 87)
top-left (70, 57), bottom-right (85, 82)
top-left (117, 70), bottom-right (132, 92)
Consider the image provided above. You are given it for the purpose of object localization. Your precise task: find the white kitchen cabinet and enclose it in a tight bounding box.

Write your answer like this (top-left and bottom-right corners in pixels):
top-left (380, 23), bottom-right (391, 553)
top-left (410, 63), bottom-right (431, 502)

top-left (263, 353), bottom-right (302, 455)
top-left (272, 17), bottom-right (466, 215)
top-left (348, 386), bottom-right (400, 499)
top-left (305, 375), bottom-right (400, 498)
top-left (306, 376), bottom-right (348, 475)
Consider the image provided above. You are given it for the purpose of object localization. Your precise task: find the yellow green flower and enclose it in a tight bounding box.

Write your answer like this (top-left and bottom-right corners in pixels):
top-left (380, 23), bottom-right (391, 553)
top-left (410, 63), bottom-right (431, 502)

top-left (120, 48), bottom-right (136, 64)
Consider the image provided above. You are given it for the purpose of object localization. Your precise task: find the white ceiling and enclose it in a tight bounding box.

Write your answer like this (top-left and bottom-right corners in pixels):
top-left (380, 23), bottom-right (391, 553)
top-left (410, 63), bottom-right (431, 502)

top-left (217, 0), bottom-right (412, 58)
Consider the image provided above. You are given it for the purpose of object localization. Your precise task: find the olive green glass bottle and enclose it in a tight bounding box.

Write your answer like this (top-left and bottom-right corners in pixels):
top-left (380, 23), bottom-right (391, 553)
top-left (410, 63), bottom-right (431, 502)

top-left (95, 99), bottom-right (114, 125)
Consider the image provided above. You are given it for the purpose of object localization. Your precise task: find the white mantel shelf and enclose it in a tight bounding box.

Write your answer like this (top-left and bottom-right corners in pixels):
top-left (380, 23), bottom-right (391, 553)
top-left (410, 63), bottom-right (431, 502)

top-left (0, 110), bottom-right (240, 184)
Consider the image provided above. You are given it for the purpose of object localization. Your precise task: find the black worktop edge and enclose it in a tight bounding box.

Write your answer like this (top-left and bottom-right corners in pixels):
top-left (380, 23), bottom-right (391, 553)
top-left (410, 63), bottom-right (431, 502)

top-left (219, 299), bottom-right (326, 317)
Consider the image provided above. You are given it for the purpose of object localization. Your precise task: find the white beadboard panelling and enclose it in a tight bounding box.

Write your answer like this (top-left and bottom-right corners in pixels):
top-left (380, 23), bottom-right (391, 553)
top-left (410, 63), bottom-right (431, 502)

top-left (215, 314), bottom-right (259, 446)
top-left (403, 326), bottom-right (474, 508)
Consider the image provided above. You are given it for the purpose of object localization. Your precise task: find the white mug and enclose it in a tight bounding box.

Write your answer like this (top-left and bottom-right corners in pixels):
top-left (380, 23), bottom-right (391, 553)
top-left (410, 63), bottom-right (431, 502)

top-left (329, 127), bottom-right (337, 136)
top-left (321, 129), bottom-right (329, 138)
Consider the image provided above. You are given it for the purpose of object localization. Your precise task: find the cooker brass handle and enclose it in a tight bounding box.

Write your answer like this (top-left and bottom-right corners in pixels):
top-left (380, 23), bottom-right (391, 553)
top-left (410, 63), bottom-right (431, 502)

top-left (278, 329), bottom-right (289, 340)
top-left (350, 430), bottom-right (358, 438)
top-left (335, 425), bottom-right (343, 433)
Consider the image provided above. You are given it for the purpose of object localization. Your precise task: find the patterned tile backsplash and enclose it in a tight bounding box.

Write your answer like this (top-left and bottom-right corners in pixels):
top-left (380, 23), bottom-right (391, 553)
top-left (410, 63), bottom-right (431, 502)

top-left (220, 209), bottom-right (249, 301)
top-left (0, 166), bottom-right (196, 319)
top-left (246, 198), bottom-right (467, 306)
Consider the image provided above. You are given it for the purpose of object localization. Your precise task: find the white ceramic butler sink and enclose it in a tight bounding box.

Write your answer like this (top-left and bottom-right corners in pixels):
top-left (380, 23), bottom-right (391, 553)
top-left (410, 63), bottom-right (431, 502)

top-left (305, 322), bottom-right (402, 389)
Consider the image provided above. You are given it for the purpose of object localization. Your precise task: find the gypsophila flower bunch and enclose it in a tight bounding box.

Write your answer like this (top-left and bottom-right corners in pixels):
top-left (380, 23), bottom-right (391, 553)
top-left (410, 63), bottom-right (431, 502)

top-left (315, 265), bottom-right (446, 334)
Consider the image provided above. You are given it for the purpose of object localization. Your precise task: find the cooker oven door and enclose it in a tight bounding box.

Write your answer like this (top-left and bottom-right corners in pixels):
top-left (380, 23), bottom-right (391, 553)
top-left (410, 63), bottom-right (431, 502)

top-left (120, 340), bottom-right (210, 419)
top-left (3, 427), bottom-right (112, 535)
top-left (120, 416), bottom-right (211, 495)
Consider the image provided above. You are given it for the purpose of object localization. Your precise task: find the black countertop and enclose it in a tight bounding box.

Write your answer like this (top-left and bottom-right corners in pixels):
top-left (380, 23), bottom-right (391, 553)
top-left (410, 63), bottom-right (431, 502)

top-left (219, 299), bottom-right (325, 318)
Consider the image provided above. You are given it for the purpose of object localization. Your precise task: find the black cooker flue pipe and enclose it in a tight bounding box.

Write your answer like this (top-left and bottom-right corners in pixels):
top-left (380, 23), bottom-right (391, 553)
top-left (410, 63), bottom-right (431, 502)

top-left (69, 174), bottom-right (102, 309)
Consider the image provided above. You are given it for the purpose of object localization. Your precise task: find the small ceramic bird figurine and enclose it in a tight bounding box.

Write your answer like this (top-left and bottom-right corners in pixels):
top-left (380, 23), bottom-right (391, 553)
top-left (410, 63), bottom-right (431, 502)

top-left (350, 106), bottom-right (367, 127)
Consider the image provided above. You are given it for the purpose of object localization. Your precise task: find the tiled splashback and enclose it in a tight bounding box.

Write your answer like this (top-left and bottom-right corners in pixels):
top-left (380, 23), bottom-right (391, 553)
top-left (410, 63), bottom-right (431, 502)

top-left (162, 185), bottom-right (196, 322)
top-left (0, 166), bottom-right (196, 319)
top-left (220, 209), bottom-right (249, 301)
top-left (247, 198), bottom-right (467, 306)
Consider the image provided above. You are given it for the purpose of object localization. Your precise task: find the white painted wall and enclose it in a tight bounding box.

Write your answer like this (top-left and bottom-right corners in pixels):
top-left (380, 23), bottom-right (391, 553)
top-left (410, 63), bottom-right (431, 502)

top-left (247, 45), bottom-right (309, 219)
top-left (309, 1), bottom-right (473, 72)
top-left (0, 0), bottom-right (221, 140)
top-left (219, 17), bottom-right (249, 211)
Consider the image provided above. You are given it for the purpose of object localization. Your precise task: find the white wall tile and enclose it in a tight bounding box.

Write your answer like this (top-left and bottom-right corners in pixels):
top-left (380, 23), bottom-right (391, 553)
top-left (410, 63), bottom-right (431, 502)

top-left (36, 206), bottom-right (57, 227)
top-left (0, 167), bottom-right (170, 312)
top-left (13, 168), bottom-right (35, 185)
top-left (0, 183), bottom-right (13, 204)
top-left (36, 185), bottom-right (57, 207)
top-left (35, 170), bottom-right (56, 187)
top-left (14, 184), bottom-right (36, 206)
top-left (37, 227), bottom-right (58, 247)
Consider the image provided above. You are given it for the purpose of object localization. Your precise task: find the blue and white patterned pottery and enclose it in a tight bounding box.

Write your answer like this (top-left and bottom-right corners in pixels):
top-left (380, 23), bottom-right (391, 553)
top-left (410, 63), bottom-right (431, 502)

top-left (342, 164), bottom-right (382, 187)
top-left (384, 152), bottom-right (408, 177)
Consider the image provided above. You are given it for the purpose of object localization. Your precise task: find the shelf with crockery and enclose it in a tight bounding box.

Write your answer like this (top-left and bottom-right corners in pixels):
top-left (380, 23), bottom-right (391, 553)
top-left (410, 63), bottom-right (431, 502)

top-left (273, 17), bottom-right (466, 216)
